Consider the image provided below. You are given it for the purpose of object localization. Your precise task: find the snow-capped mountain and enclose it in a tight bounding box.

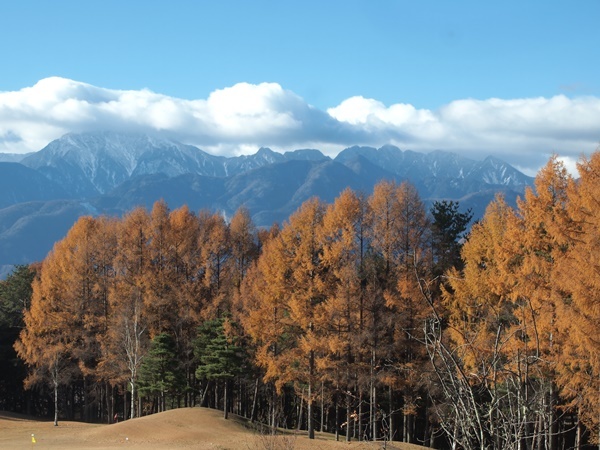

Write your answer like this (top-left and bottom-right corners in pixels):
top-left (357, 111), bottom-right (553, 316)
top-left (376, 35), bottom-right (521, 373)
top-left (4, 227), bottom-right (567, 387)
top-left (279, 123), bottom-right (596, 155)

top-left (334, 145), bottom-right (531, 191)
top-left (21, 131), bottom-right (227, 196)
top-left (20, 132), bottom-right (331, 196)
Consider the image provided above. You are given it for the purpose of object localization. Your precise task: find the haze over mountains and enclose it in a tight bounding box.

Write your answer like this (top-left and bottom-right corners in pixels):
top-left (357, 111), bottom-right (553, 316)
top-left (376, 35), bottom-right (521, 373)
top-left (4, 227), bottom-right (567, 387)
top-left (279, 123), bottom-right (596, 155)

top-left (0, 131), bottom-right (534, 277)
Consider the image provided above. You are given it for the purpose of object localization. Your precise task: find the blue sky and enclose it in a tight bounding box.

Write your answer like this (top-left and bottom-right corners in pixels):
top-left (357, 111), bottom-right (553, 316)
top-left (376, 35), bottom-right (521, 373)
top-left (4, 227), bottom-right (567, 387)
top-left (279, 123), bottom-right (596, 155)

top-left (1, 0), bottom-right (600, 174)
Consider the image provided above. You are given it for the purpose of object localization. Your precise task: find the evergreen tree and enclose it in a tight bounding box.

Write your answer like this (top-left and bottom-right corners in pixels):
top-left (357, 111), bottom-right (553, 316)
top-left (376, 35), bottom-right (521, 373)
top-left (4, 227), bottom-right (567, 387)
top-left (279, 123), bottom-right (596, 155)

top-left (0, 265), bottom-right (35, 329)
top-left (138, 333), bottom-right (183, 413)
top-left (194, 317), bottom-right (244, 419)
top-left (0, 265), bottom-right (36, 412)
top-left (430, 200), bottom-right (473, 277)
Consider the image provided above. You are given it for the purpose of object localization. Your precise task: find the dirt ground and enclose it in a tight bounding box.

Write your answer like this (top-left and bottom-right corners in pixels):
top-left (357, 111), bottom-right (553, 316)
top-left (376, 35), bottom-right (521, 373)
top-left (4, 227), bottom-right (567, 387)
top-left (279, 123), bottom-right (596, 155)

top-left (0, 407), bottom-right (431, 450)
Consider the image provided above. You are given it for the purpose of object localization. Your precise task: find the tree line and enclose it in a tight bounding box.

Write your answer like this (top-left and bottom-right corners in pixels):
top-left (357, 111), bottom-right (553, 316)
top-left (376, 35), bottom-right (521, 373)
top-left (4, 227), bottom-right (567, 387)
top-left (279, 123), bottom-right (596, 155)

top-left (1, 152), bottom-right (599, 449)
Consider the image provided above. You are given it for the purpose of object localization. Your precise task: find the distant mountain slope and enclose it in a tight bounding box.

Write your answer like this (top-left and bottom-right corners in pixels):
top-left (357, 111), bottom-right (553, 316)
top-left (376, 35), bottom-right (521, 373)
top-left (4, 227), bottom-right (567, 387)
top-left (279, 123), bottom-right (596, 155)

top-left (95, 173), bottom-right (227, 214)
top-left (0, 163), bottom-right (70, 209)
top-left (0, 153), bottom-right (32, 163)
top-left (94, 159), bottom-right (380, 226)
top-left (222, 159), bottom-right (378, 225)
top-left (0, 200), bottom-right (94, 265)
top-left (0, 131), bottom-right (535, 276)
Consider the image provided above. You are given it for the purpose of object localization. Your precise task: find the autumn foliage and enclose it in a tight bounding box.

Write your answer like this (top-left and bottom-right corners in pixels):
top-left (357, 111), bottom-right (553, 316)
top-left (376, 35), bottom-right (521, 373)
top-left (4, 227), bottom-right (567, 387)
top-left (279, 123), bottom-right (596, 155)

top-left (9, 153), bottom-right (600, 449)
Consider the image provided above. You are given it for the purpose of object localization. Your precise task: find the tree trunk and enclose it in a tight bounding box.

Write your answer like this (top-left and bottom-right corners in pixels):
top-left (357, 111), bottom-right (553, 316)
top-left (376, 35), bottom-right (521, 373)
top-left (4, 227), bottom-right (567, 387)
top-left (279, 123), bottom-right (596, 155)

top-left (223, 380), bottom-right (229, 419)
top-left (297, 388), bottom-right (304, 431)
top-left (110, 384), bottom-right (115, 424)
top-left (574, 413), bottom-right (581, 450)
top-left (358, 388), bottom-right (363, 441)
top-left (271, 388), bottom-right (277, 431)
top-left (321, 382), bottom-right (325, 433)
top-left (308, 348), bottom-right (315, 439)
top-left (250, 377), bottom-right (259, 422)
top-left (403, 409), bottom-right (407, 443)
top-left (388, 384), bottom-right (393, 442)
top-left (334, 390), bottom-right (339, 441)
top-left (346, 389), bottom-right (352, 442)
top-left (200, 380), bottom-right (211, 407)
top-left (53, 378), bottom-right (59, 426)
top-left (371, 379), bottom-right (377, 441)
top-left (370, 348), bottom-right (377, 442)
top-left (83, 377), bottom-right (89, 422)
top-left (129, 379), bottom-right (136, 419)
top-left (214, 382), bottom-right (219, 410)
top-left (549, 383), bottom-right (557, 450)
top-left (423, 397), bottom-right (431, 448)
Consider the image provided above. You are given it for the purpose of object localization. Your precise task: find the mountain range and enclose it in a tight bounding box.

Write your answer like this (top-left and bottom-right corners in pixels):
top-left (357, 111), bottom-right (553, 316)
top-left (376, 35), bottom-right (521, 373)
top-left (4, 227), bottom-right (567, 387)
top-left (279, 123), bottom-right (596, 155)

top-left (0, 131), bottom-right (534, 278)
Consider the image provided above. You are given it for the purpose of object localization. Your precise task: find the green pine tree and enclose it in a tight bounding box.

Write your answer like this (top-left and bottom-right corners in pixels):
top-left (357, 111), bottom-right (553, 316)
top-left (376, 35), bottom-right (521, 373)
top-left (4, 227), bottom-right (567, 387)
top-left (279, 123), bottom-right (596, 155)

top-left (430, 200), bottom-right (473, 276)
top-left (0, 265), bottom-right (35, 412)
top-left (0, 265), bottom-right (35, 329)
top-left (138, 333), bottom-right (183, 413)
top-left (194, 318), bottom-right (244, 419)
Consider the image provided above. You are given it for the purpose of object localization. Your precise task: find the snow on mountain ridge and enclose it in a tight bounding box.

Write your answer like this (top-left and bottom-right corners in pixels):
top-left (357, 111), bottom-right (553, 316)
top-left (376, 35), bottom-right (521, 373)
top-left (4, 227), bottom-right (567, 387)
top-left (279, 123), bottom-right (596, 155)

top-left (21, 131), bottom-right (208, 195)
top-left (21, 131), bottom-right (533, 201)
top-left (47, 131), bottom-right (151, 175)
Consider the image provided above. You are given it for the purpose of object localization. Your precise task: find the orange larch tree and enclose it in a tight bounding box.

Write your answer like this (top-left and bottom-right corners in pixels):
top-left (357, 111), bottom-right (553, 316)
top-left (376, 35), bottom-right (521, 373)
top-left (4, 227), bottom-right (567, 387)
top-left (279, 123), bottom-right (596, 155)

top-left (243, 197), bottom-right (327, 439)
top-left (229, 206), bottom-right (259, 295)
top-left (60, 216), bottom-right (117, 421)
top-left (239, 237), bottom-right (289, 427)
top-left (197, 210), bottom-right (231, 318)
top-left (15, 219), bottom-right (96, 426)
top-left (555, 152), bottom-right (600, 446)
top-left (319, 188), bottom-right (370, 441)
top-left (99, 207), bottom-right (151, 419)
top-left (145, 200), bottom-right (178, 337)
top-left (385, 181), bottom-right (431, 444)
top-left (367, 180), bottom-right (431, 442)
top-left (506, 156), bottom-right (573, 450)
top-left (364, 180), bottom-right (402, 441)
top-left (440, 195), bottom-right (524, 450)
top-left (168, 205), bottom-right (203, 407)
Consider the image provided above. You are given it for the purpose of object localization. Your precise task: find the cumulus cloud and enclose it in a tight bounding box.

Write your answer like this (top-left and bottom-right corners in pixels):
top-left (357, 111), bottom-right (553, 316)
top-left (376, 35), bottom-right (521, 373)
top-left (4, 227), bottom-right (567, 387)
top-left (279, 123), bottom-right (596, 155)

top-left (1, 77), bottom-right (599, 175)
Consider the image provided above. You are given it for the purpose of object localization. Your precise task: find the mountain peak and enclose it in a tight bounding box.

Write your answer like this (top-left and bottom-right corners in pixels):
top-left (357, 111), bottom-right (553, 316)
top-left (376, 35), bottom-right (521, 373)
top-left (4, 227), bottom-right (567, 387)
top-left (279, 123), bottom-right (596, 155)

top-left (283, 149), bottom-right (329, 161)
top-left (21, 131), bottom-right (217, 196)
top-left (254, 147), bottom-right (282, 161)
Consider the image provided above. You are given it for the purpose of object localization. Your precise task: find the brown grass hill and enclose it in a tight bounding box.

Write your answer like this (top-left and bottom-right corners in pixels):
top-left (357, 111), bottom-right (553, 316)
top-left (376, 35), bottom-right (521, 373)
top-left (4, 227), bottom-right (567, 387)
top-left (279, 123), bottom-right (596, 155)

top-left (0, 408), bottom-right (433, 450)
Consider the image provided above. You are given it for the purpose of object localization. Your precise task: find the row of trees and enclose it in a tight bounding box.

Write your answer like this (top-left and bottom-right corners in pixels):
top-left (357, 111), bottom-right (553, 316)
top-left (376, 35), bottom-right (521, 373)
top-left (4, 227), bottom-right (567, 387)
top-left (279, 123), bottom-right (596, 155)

top-left (13, 203), bottom-right (261, 425)
top-left (6, 152), bottom-right (600, 449)
top-left (238, 181), bottom-right (472, 444)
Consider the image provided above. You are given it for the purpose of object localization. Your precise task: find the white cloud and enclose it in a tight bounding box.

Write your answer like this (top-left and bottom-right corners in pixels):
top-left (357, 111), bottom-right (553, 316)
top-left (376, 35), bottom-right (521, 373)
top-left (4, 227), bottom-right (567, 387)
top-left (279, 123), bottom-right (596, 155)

top-left (1, 77), bottom-right (599, 175)
top-left (329, 94), bottom-right (600, 174)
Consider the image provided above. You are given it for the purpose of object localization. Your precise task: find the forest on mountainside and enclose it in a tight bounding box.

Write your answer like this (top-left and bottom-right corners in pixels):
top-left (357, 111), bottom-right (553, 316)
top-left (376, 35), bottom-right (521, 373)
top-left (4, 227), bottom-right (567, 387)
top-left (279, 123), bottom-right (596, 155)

top-left (1, 153), bottom-right (599, 450)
